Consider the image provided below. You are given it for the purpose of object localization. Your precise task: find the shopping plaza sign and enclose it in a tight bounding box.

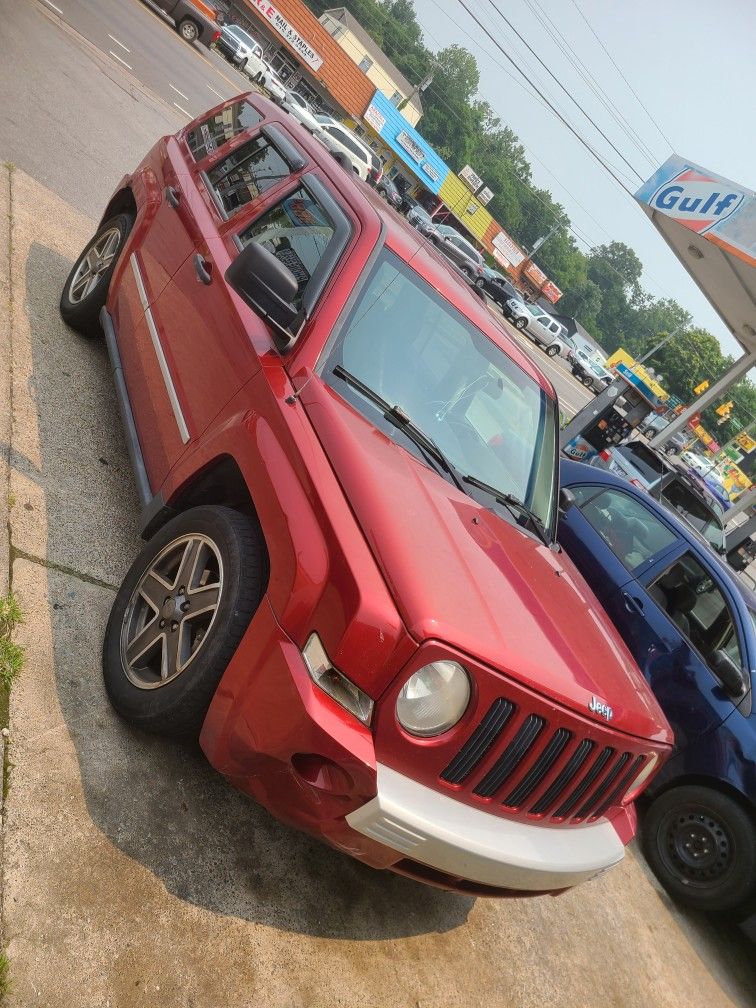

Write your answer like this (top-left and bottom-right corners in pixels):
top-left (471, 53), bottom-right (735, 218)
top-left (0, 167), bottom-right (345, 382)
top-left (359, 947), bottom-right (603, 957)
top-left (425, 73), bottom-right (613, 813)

top-left (249, 0), bottom-right (323, 71)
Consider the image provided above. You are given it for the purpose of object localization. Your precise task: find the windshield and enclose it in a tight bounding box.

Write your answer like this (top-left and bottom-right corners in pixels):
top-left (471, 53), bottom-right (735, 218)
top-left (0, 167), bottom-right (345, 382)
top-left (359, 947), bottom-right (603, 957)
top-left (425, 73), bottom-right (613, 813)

top-left (659, 478), bottom-right (726, 552)
top-left (323, 251), bottom-right (558, 533)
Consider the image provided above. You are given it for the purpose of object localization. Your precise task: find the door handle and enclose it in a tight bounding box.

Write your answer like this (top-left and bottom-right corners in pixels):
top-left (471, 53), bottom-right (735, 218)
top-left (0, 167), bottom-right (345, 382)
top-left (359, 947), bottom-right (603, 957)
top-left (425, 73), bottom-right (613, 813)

top-left (193, 253), bottom-right (212, 285)
top-left (622, 591), bottom-right (644, 615)
top-left (165, 185), bottom-right (181, 208)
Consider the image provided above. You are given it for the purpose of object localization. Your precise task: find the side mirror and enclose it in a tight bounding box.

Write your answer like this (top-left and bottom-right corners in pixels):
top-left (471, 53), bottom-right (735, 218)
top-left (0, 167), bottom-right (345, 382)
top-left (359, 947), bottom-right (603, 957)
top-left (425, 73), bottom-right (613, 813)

top-left (225, 242), bottom-right (299, 352)
top-left (710, 649), bottom-right (748, 698)
top-left (559, 487), bottom-right (576, 515)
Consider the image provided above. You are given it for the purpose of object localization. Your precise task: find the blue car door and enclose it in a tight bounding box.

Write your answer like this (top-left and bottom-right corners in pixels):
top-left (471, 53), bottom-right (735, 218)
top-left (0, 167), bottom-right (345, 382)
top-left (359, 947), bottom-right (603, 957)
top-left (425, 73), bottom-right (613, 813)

top-left (557, 482), bottom-right (679, 629)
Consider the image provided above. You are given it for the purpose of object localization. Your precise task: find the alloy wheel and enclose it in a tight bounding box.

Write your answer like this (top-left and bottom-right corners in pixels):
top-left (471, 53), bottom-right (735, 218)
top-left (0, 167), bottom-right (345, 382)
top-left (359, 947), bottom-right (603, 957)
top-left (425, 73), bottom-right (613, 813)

top-left (67, 226), bottom-right (122, 304)
top-left (120, 534), bottom-right (224, 689)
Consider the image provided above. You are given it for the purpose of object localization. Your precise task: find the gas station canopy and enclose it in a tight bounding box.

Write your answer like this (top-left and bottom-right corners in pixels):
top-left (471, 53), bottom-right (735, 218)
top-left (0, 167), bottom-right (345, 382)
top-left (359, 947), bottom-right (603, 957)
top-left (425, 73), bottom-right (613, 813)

top-left (635, 156), bottom-right (756, 354)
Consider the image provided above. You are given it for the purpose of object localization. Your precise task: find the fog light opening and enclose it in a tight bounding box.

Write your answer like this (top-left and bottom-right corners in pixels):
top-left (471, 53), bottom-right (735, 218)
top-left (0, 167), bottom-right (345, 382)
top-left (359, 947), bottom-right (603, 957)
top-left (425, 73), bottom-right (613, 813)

top-left (291, 753), bottom-right (354, 795)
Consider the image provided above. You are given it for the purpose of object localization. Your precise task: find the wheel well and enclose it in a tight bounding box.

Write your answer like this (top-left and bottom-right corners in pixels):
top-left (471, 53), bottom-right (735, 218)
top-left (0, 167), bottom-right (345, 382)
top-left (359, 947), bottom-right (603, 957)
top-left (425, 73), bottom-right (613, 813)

top-left (646, 772), bottom-right (756, 822)
top-left (156, 456), bottom-right (270, 589)
top-left (100, 187), bottom-right (137, 228)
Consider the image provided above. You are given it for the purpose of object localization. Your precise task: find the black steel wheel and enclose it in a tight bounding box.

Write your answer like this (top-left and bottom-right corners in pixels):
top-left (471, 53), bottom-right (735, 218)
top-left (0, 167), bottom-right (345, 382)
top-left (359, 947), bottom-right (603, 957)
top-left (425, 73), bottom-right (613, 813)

top-left (515, 318), bottom-right (527, 330)
top-left (103, 506), bottom-right (265, 737)
top-left (643, 786), bottom-right (756, 913)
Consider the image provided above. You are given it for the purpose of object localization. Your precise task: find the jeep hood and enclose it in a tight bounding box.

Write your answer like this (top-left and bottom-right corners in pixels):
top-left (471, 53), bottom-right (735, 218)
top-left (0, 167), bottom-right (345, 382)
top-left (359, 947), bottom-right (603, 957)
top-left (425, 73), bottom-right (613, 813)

top-left (301, 382), bottom-right (672, 745)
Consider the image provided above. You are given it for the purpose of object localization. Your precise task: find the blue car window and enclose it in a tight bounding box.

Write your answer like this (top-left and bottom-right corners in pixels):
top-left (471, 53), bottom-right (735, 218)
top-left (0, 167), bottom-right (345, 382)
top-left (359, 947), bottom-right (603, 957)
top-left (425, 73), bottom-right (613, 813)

top-left (571, 486), bottom-right (677, 572)
top-left (649, 553), bottom-right (743, 669)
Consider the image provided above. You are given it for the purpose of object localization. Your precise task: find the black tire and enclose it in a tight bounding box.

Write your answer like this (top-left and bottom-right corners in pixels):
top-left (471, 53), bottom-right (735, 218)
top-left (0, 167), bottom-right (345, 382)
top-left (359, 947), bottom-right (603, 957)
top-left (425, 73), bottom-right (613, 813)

top-left (238, 57), bottom-right (247, 71)
top-left (378, 189), bottom-right (388, 200)
top-left (103, 506), bottom-right (265, 738)
top-left (475, 277), bottom-right (486, 289)
top-left (515, 318), bottom-right (527, 330)
top-left (253, 70), bottom-right (262, 83)
top-left (178, 18), bottom-right (199, 42)
top-left (60, 213), bottom-right (133, 337)
top-left (546, 344), bottom-right (559, 357)
top-left (643, 785), bottom-right (756, 913)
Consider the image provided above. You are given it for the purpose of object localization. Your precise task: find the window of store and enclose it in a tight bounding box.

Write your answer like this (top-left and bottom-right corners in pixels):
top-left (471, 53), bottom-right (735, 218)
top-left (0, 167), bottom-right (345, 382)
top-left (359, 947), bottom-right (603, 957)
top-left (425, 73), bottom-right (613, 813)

top-left (389, 90), bottom-right (403, 106)
top-left (358, 55), bottom-right (373, 73)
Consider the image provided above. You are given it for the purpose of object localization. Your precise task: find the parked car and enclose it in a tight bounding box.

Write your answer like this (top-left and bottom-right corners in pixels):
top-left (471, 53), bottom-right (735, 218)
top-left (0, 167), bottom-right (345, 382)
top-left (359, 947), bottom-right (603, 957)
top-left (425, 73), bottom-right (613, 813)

top-left (59, 92), bottom-right (672, 897)
top-left (366, 153), bottom-right (383, 187)
top-left (314, 114), bottom-right (373, 181)
top-left (587, 442), bottom-right (726, 554)
top-left (283, 92), bottom-right (323, 135)
top-left (571, 351), bottom-right (613, 392)
top-left (432, 224), bottom-right (486, 283)
top-left (257, 63), bottom-right (287, 104)
top-left (481, 274), bottom-right (522, 312)
top-left (214, 23), bottom-right (264, 74)
top-left (406, 204), bottom-right (439, 239)
top-left (146, 0), bottom-right (221, 45)
top-left (661, 430), bottom-right (690, 455)
top-left (376, 176), bottom-right (402, 208)
top-left (507, 301), bottom-right (564, 357)
top-left (559, 458), bottom-right (756, 918)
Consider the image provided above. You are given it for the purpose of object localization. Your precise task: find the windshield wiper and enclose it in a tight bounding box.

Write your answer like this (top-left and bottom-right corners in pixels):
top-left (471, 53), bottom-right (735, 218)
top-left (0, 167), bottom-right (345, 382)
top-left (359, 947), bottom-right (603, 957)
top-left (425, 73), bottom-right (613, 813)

top-left (332, 366), bottom-right (552, 546)
top-left (461, 474), bottom-right (552, 547)
top-left (333, 366), bottom-right (465, 493)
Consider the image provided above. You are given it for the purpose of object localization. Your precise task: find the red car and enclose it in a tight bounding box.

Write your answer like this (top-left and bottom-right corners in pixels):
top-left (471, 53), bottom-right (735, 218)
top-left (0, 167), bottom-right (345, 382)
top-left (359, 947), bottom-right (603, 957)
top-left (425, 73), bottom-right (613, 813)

top-left (60, 93), bottom-right (672, 895)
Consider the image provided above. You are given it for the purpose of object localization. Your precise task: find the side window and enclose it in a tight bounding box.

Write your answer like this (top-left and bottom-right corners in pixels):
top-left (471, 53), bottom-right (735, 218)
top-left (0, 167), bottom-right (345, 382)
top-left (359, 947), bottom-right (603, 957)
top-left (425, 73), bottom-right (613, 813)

top-left (238, 186), bottom-right (335, 310)
top-left (571, 486), bottom-right (677, 571)
top-left (206, 135), bottom-right (292, 216)
top-left (649, 554), bottom-right (743, 669)
top-left (186, 102), bottom-right (263, 161)
top-left (333, 129), bottom-right (367, 162)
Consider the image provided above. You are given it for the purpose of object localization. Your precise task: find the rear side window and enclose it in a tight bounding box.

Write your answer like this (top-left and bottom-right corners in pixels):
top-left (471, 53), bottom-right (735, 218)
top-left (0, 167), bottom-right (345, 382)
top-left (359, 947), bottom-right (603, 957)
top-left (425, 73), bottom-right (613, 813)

top-left (238, 186), bottom-right (335, 309)
top-left (571, 486), bottom-right (677, 571)
top-left (616, 443), bottom-right (665, 484)
top-left (329, 128), bottom-right (368, 162)
top-left (206, 135), bottom-right (292, 216)
top-left (186, 102), bottom-right (263, 161)
top-left (659, 479), bottom-right (725, 552)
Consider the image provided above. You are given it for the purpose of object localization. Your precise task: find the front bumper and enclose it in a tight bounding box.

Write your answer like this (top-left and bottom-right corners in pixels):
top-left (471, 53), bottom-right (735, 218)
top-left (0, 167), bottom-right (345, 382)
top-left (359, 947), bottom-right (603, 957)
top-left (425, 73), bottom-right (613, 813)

top-left (201, 600), bottom-right (628, 894)
top-left (347, 763), bottom-right (625, 891)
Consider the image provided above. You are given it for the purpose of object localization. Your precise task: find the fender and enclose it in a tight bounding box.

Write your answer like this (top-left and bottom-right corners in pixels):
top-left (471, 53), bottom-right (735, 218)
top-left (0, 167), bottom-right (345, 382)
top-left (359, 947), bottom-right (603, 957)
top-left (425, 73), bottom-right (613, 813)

top-left (156, 366), bottom-right (416, 699)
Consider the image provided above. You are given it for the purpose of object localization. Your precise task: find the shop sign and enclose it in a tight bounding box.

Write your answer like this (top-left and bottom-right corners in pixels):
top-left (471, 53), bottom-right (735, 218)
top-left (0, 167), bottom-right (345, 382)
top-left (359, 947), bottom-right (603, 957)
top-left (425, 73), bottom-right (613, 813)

top-left (250, 0), bottom-right (323, 71)
top-left (364, 103), bottom-right (385, 133)
top-left (396, 130), bottom-right (425, 164)
top-left (422, 162), bottom-right (440, 183)
top-left (478, 186), bottom-right (493, 205)
top-left (459, 164), bottom-right (483, 191)
top-left (492, 230), bottom-right (525, 268)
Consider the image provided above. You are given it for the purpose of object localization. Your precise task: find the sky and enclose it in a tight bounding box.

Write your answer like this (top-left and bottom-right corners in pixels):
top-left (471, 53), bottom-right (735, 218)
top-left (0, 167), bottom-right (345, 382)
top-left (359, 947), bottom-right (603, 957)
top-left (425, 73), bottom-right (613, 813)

top-left (409, 0), bottom-right (755, 357)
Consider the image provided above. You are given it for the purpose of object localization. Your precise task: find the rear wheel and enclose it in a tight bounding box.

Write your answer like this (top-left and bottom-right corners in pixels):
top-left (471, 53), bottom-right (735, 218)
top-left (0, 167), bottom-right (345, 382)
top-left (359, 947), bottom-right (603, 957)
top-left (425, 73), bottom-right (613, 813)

top-left (546, 344), bottom-right (559, 357)
top-left (60, 213), bottom-right (133, 337)
top-left (178, 18), bottom-right (199, 42)
top-left (379, 189), bottom-right (388, 200)
top-left (103, 506), bottom-right (266, 737)
top-left (475, 277), bottom-right (486, 288)
top-left (643, 785), bottom-right (756, 913)
top-left (238, 57), bottom-right (248, 71)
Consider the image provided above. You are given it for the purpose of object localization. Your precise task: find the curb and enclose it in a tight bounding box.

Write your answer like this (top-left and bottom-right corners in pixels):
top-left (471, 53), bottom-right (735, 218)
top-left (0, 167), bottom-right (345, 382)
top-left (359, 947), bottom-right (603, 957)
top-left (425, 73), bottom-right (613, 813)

top-left (0, 162), bottom-right (12, 600)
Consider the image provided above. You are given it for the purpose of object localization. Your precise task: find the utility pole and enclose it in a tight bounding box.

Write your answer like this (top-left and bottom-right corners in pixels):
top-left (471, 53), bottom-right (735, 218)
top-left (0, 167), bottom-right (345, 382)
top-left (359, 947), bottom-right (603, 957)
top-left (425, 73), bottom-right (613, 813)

top-left (637, 323), bottom-right (685, 365)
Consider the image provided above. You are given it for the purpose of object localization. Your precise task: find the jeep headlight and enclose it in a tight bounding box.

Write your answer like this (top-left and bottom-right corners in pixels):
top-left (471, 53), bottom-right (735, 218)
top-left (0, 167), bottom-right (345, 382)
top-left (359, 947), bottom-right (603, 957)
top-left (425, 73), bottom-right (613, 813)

top-left (396, 661), bottom-right (471, 737)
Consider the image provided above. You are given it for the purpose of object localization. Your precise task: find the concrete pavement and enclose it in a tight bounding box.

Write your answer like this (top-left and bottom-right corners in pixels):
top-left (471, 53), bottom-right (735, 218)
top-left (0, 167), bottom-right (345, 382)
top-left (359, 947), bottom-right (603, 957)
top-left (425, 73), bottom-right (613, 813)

top-left (1, 4), bottom-right (756, 1006)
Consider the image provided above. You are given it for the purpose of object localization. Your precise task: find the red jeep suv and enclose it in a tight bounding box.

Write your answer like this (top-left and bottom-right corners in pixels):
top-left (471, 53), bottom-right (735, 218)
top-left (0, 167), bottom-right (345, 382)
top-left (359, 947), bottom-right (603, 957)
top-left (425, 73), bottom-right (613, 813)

top-left (61, 93), bottom-right (672, 895)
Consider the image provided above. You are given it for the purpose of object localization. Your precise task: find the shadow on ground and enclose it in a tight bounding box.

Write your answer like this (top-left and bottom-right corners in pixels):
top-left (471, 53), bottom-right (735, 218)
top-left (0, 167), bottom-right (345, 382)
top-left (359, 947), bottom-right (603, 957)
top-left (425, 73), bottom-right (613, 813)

top-left (24, 242), bottom-right (475, 940)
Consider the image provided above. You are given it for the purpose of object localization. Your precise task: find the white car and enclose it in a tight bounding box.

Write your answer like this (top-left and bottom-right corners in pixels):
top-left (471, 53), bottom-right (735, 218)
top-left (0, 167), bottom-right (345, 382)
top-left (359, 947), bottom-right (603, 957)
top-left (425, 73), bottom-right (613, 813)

top-left (314, 115), bottom-right (373, 181)
top-left (680, 450), bottom-right (716, 476)
top-left (507, 301), bottom-right (564, 356)
top-left (258, 62), bottom-right (287, 103)
top-left (284, 92), bottom-right (325, 135)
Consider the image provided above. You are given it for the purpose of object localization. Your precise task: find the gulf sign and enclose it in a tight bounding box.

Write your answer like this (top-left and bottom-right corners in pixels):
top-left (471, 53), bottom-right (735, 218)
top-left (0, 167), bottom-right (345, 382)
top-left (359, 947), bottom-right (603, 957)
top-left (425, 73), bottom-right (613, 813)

top-left (649, 167), bottom-right (744, 234)
top-left (636, 156), bottom-right (756, 260)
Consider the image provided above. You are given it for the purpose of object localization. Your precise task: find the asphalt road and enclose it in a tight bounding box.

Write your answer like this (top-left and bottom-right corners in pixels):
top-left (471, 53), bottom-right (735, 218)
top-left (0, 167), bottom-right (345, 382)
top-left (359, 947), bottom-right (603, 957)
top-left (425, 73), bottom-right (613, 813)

top-left (3, 4), bottom-right (754, 1006)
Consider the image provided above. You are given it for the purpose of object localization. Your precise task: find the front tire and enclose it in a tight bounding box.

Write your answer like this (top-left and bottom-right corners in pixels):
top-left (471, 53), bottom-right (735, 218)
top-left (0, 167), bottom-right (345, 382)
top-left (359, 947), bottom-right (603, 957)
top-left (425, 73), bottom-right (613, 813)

top-left (178, 18), bottom-right (199, 42)
top-left (546, 344), bottom-right (559, 357)
top-left (103, 506), bottom-right (266, 738)
top-left (643, 785), bottom-right (756, 913)
top-left (515, 318), bottom-right (527, 330)
top-left (60, 212), bottom-right (133, 337)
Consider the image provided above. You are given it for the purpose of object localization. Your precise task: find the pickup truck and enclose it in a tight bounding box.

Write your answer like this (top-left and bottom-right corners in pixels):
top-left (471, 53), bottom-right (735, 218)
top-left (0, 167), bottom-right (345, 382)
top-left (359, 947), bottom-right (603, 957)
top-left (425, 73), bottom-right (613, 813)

top-left (145, 0), bottom-right (221, 45)
top-left (59, 92), bottom-right (672, 896)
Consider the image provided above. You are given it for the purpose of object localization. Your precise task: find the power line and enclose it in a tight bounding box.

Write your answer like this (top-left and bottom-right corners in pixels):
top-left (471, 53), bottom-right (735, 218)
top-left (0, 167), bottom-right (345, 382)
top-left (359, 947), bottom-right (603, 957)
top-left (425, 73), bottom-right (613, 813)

top-left (480, 0), bottom-right (645, 183)
top-left (569, 0), bottom-right (675, 154)
top-left (519, 0), bottom-right (661, 167)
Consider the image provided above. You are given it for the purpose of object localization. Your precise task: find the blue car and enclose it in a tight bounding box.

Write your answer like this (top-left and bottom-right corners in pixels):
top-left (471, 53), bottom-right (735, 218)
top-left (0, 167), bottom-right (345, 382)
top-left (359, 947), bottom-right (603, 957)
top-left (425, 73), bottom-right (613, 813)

top-left (558, 458), bottom-right (756, 919)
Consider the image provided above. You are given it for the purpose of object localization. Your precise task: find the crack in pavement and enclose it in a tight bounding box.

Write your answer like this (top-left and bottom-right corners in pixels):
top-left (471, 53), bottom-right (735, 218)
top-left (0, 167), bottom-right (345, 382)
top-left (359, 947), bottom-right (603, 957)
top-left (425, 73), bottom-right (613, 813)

top-left (10, 547), bottom-right (118, 593)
